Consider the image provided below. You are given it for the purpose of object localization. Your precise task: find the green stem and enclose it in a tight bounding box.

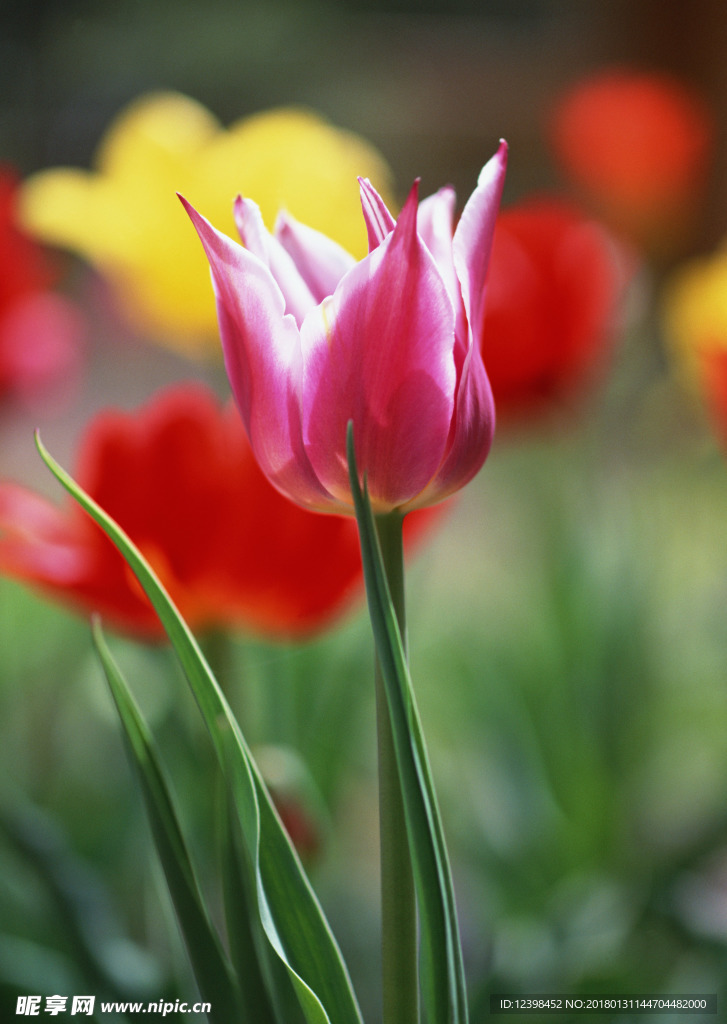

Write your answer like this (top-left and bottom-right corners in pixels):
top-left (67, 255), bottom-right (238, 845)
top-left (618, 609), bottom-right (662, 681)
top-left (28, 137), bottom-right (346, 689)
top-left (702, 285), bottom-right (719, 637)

top-left (374, 512), bottom-right (419, 1024)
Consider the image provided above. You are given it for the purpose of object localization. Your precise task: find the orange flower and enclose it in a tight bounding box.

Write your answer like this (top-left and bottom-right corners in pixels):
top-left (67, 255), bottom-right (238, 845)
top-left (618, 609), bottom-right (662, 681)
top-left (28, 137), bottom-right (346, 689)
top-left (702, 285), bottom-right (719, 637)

top-left (481, 197), bottom-right (626, 419)
top-left (549, 69), bottom-right (714, 252)
top-left (0, 384), bottom-right (436, 640)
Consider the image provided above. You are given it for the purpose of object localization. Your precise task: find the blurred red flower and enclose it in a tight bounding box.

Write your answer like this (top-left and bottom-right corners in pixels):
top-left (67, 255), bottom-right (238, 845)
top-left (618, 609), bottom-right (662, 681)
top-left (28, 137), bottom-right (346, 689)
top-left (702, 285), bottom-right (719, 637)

top-left (0, 384), bottom-right (437, 640)
top-left (480, 197), bottom-right (626, 419)
top-left (548, 69), bottom-right (714, 252)
top-left (0, 166), bottom-right (83, 406)
top-left (698, 348), bottom-right (727, 450)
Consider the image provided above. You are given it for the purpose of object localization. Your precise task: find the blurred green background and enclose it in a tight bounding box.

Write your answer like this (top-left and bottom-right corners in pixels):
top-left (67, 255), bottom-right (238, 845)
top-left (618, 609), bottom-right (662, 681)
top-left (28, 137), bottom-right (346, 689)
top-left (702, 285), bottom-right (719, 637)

top-left (3, 1), bottom-right (727, 1021)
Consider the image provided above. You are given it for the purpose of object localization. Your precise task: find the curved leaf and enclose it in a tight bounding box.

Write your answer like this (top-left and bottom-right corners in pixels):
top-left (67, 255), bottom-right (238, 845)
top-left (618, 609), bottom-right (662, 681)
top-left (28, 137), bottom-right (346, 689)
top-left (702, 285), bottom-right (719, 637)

top-left (92, 620), bottom-right (240, 1023)
top-left (36, 433), bottom-right (363, 1024)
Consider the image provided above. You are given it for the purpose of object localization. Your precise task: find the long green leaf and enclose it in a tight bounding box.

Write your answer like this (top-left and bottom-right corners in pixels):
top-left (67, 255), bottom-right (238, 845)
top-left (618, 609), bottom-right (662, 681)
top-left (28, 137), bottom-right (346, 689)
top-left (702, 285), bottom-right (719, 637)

top-left (36, 433), bottom-right (363, 1024)
top-left (92, 620), bottom-right (240, 1024)
top-left (346, 423), bottom-right (468, 1024)
top-left (218, 788), bottom-right (303, 1024)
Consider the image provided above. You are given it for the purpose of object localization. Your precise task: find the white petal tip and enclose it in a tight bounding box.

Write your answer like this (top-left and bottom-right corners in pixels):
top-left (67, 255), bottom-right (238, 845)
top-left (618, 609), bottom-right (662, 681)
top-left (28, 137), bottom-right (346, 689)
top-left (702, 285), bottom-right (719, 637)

top-left (477, 140), bottom-right (509, 186)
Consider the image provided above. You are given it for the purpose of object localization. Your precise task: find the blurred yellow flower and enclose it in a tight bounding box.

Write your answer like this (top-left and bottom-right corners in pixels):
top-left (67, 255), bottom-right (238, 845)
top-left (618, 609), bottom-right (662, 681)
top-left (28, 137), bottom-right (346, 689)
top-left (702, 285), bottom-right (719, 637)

top-left (663, 246), bottom-right (727, 379)
top-left (662, 243), bottom-right (727, 449)
top-left (19, 92), bottom-right (394, 357)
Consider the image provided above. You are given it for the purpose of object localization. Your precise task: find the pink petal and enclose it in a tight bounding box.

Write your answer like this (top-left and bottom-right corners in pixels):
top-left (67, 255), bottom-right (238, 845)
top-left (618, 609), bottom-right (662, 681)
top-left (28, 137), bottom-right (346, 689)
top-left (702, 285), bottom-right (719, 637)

top-left (358, 177), bottom-right (396, 252)
top-left (233, 196), bottom-right (317, 326)
top-left (417, 187), bottom-right (456, 263)
top-left (417, 186), bottom-right (467, 351)
top-left (0, 292), bottom-right (84, 406)
top-left (0, 484), bottom-right (88, 582)
top-left (409, 345), bottom-right (495, 510)
top-left (453, 140), bottom-right (508, 349)
top-left (274, 211), bottom-right (355, 303)
top-left (180, 196), bottom-right (337, 511)
top-left (411, 148), bottom-right (506, 507)
top-left (300, 182), bottom-right (456, 510)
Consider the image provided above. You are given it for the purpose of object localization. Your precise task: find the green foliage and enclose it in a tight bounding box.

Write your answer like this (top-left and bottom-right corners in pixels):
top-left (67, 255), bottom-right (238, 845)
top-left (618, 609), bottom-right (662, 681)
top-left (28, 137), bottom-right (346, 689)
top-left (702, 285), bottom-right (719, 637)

top-left (36, 434), bottom-right (363, 1024)
top-left (347, 424), bottom-right (468, 1024)
top-left (3, 412), bottom-right (727, 1020)
top-left (92, 623), bottom-right (242, 1023)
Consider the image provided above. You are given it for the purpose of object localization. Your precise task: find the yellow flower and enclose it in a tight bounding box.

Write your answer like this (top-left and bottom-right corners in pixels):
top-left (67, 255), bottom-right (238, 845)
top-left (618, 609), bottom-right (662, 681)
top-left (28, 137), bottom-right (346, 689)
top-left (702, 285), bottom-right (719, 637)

top-left (663, 244), bottom-right (727, 448)
top-left (19, 92), bottom-right (394, 357)
top-left (663, 245), bottom-right (727, 381)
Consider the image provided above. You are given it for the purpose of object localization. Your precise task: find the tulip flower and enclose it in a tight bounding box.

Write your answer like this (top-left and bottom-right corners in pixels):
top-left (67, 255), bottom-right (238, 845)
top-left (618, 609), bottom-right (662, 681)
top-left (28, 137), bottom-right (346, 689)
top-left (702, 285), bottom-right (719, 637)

top-left (662, 246), bottom-right (727, 447)
top-left (0, 166), bottom-right (83, 407)
top-left (698, 348), bottom-right (727, 451)
top-left (549, 68), bottom-right (714, 253)
top-left (0, 384), bottom-right (439, 639)
top-left (481, 197), bottom-right (626, 418)
top-left (181, 142), bottom-right (507, 516)
top-left (18, 92), bottom-right (394, 357)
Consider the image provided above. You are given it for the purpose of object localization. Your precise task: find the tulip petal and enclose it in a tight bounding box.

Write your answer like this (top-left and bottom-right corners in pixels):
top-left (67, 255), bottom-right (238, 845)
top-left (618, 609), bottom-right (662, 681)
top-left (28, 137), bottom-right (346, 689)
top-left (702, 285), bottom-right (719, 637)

top-left (417, 186), bottom-right (467, 348)
top-left (358, 177), bottom-right (396, 252)
top-left (233, 196), bottom-right (317, 326)
top-left (411, 345), bottom-right (495, 510)
top-left (180, 196), bottom-right (338, 511)
top-left (453, 140), bottom-right (508, 348)
top-left (0, 484), bottom-right (88, 583)
top-left (300, 182), bottom-right (456, 510)
top-left (274, 210), bottom-right (355, 303)
top-left (417, 187), bottom-right (455, 266)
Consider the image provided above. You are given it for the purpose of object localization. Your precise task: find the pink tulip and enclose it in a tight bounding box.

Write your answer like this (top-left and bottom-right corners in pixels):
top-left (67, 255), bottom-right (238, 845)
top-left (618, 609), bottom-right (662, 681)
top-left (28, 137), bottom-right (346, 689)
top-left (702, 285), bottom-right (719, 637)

top-left (180, 142), bottom-right (507, 515)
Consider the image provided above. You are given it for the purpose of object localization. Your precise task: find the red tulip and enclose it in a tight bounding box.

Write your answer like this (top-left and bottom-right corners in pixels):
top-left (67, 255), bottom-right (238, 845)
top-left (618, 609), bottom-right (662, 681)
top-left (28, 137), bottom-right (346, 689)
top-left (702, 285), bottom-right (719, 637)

top-left (0, 384), bottom-right (436, 640)
top-left (549, 69), bottom-right (714, 252)
top-left (0, 166), bottom-right (83, 405)
top-left (481, 197), bottom-right (625, 418)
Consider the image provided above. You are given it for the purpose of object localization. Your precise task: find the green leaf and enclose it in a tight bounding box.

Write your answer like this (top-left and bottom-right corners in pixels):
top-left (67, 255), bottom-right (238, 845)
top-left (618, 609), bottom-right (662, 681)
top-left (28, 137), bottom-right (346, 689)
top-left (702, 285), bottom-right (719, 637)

top-left (92, 620), bottom-right (240, 1024)
top-left (346, 423), bottom-right (469, 1024)
top-left (0, 801), bottom-right (159, 1006)
top-left (36, 433), bottom-right (363, 1024)
top-left (218, 789), bottom-right (302, 1024)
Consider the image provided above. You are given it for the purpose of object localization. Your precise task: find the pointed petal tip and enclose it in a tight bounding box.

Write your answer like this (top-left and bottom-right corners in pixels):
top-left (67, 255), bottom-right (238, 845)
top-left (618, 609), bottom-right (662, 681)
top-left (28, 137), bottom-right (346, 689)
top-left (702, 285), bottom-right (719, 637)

top-left (356, 176), bottom-right (378, 203)
top-left (177, 193), bottom-right (206, 230)
top-left (272, 205), bottom-right (294, 229)
top-left (177, 192), bottom-right (201, 215)
top-left (232, 194), bottom-right (266, 246)
top-left (478, 140), bottom-right (509, 186)
top-left (358, 176), bottom-right (397, 251)
top-left (273, 208), bottom-right (290, 238)
top-left (402, 177), bottom-right (420, 211)
top-left (390, 177), bottom-right (420, 244)
top-left (233, 193), bottom-right (263, 218)
top-left (474, 142), bottom-right (509, 200)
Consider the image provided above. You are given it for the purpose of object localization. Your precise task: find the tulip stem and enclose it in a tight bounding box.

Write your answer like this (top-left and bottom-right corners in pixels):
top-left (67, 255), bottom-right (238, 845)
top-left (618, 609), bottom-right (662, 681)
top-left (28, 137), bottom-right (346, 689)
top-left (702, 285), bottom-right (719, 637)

top-left (374, 512), bottom-right (419, 1024)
